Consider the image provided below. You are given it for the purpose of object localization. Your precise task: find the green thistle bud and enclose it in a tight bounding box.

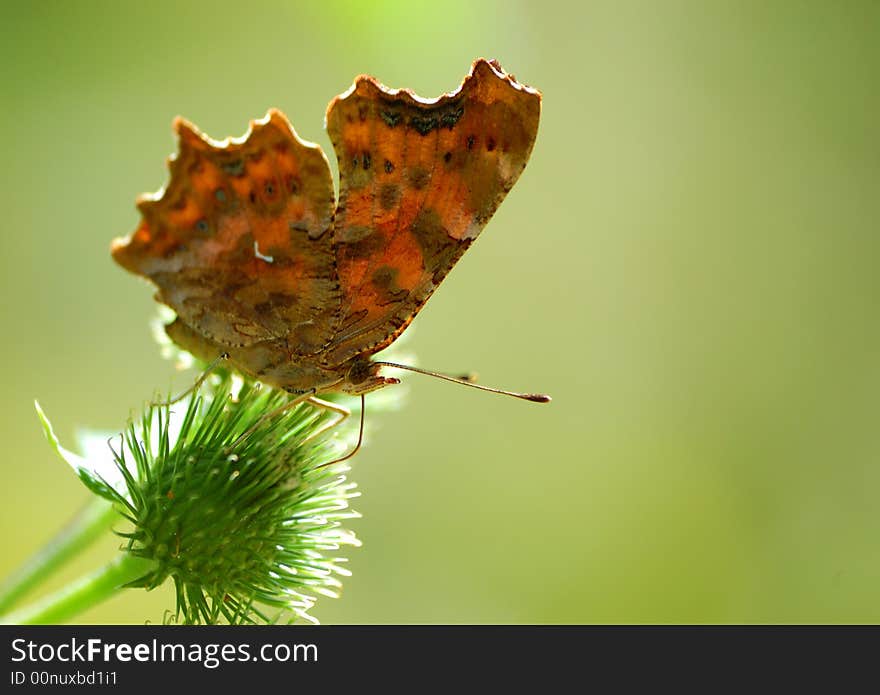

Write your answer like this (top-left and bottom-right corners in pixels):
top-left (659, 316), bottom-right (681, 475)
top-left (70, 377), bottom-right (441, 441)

top-left (37, 375), bottom-right (363, 625)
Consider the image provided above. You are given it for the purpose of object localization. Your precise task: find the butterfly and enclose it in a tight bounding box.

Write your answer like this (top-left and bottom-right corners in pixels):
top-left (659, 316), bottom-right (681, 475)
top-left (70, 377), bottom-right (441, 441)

top-left (112, 58), bottom-right (548, 453)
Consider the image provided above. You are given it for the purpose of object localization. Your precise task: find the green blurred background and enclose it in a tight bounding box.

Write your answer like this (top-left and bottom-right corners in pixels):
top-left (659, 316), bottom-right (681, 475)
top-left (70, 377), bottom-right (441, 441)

top-left (1, 0), bottom-right (879, 623)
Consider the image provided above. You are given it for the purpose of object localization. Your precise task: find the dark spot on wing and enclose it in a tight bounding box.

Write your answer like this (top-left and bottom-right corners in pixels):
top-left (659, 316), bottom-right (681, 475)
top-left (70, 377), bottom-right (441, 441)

top-left (410, 207), bottom-right (457, 261)
top-left (380, 110), bottom-right (401, 128)
top-left (371, 265), bottom-right (409, 305)
top-left (408, 167), bottom-right (429, 190)
top-left (410, 114), bottom-right (436, 135)
top-left (380, 183), bottom-right (401, 210)
top-left (440, 106), bottom-right (464, 129)
top-left (221, 159), bottom-right (245, 176)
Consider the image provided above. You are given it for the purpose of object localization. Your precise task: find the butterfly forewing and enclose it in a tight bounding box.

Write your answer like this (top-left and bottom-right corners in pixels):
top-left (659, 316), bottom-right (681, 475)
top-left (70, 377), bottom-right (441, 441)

top-left (322, 59), bottom-right (541, 366)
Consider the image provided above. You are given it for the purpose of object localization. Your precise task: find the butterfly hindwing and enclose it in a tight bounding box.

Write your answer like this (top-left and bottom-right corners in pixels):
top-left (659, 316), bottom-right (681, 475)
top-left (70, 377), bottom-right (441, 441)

top-left (112, 109), bottom-right (342, 354)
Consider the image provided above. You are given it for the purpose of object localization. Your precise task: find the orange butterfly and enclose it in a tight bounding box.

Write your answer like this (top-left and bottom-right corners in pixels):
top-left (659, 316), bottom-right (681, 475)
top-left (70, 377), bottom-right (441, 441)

top-left (112, 59), bottom-right (549, 456)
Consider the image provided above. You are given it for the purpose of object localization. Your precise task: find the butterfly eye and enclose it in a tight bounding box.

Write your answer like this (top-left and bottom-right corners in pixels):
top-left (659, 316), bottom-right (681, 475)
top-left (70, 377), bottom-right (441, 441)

top-left (346, 359), bottom-right (376, 385)
top-left (195, 219), bottom-right (209, 233)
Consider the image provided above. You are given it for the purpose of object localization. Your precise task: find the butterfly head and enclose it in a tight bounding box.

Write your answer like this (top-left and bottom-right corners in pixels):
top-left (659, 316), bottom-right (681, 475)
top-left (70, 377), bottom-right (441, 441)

top-left (340, 358), bottom-right (401, 396)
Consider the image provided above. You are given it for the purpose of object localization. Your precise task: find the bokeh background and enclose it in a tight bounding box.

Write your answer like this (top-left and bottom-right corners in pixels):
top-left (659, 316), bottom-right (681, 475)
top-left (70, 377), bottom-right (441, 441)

top-left (1, 0), bottom-right (879, 623)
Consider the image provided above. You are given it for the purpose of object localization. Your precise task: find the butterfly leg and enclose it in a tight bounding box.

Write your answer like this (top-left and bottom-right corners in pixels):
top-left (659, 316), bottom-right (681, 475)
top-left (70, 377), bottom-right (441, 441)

top-left (302, 397), bottom-right (351, 444)
top-left (227, 389), bottom-right (317, 450)
top-left (151, 352), bottom-right (230, 407)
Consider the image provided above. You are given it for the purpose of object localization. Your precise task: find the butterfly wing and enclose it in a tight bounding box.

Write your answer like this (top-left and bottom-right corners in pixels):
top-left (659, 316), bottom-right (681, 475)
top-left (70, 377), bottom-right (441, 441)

top-left (112, 109), bottom-right (342, 355)
top-left (323, 59), bottom-right (541, 366)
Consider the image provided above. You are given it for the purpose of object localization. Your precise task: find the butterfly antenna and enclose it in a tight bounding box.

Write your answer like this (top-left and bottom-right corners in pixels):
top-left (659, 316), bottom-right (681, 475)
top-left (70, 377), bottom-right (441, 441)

top-left (316, 394), bottom-right (366, 469)
top-left (373, 361), bottom-right (551, 403)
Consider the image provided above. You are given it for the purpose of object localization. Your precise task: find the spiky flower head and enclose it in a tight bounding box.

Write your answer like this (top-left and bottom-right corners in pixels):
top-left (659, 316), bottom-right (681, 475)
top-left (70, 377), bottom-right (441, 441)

top-left (39, 375), bottom-right (363, 624)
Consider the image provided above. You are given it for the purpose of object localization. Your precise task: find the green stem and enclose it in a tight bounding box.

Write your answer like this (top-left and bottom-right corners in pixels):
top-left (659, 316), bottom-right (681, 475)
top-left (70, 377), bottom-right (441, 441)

top-left (0, 553), bottom-right (155, 625)
top-left (0, 498), bottom-right (118, 614)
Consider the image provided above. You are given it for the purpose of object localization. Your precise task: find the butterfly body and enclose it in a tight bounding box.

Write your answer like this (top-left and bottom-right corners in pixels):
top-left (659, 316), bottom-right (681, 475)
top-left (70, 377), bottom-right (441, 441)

top-left (112, 59), bottom-right (541, 397)
top-left (164, 316), bottom-right (395, 396)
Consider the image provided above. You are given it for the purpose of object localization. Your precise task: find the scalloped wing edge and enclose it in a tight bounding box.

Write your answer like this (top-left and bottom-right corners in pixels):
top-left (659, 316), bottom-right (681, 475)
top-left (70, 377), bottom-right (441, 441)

top-left (110, 108), bottom-right (332, 255)
top-left (324, 57), bottom-right (541, 125)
